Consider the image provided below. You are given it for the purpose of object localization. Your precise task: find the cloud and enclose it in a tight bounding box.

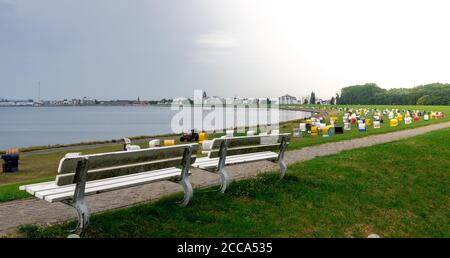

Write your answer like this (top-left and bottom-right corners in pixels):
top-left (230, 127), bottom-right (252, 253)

top-left (190, 32), bottom-right (239, 64)
top-left (195, 32), bottom-right (238, 49)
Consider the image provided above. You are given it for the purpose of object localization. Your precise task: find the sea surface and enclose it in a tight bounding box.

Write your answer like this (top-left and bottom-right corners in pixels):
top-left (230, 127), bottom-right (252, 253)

top-left (0, 106), bottom-right (310, 149)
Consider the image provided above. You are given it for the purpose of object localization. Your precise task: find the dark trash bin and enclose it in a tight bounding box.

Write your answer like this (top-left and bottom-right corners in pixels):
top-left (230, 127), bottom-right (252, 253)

top-left (334, 126), bottom-right (344, 134)
top-left (2, 154), bottom-right (19, 173)
top-left (306, 123), bottom-right (312, 132)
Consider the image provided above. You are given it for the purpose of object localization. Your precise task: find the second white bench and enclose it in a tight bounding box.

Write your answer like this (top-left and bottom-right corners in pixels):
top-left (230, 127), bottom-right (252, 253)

top-left (192, 133), bottom-right (290, 192)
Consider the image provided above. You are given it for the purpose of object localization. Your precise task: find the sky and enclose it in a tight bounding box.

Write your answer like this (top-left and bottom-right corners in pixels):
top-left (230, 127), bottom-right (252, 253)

top-left (1, 0), bottom-right (450, 100)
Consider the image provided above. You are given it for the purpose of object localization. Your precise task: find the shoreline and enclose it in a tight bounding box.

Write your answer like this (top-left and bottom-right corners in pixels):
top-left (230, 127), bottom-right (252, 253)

top-left (2, 115), bottom-right (311, 155)
top-left (0, 103), bottom-right (173, 108)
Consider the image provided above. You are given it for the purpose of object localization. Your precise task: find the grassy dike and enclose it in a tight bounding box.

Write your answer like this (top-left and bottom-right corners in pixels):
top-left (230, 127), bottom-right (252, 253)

top-left (17, 127), bottom-right (450, 238)
top-left (1, 105), bottom-right (449, 203)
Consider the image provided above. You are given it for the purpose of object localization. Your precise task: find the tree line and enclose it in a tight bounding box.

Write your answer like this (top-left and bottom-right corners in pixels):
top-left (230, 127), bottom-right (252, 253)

top-left (337, 83), bottom-right (450, 105)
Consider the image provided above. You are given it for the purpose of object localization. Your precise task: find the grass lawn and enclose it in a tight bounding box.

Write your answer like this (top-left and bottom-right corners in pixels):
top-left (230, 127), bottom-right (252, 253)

top-left (0, 177), bottom-right (54, 203)
top-left (1, 104), bottom-right (449, 203)
top-left (17, 127), bottom-right (450, 238)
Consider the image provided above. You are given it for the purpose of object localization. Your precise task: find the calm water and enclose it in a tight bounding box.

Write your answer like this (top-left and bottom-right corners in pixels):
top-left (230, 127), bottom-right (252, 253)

top-left (0, 106), bottom-right (309, 149)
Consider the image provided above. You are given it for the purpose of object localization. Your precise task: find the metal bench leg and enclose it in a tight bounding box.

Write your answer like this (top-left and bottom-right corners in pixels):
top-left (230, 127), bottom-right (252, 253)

top-left (219, 167), bottom-right (230, 193)
top-left (180, 177), bottom-right (193, 206)
top-left (278, 159), bottom-right (287, 179)
top-left (217, 140), bottom-right (230, 193)
top-left (65, 157), bottom-right (90, 238)
top-left (178, 146), bottom-right (193, 206)
top-left (277, 136), bottom-right (288, 179)
top-left (64, 199), bottom-right (89, 237)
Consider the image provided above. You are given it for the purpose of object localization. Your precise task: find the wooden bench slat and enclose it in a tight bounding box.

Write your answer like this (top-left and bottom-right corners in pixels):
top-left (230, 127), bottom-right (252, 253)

top-left (26, 167), bottom-right (179, 194)
top-left (210, 135), bottom-right (279, 149)
top-left (208, 133), bottom-right (290, 150)
top-left (55, 156), bottom-right (194, 186)
top-left (45, 171), bottom-right (181, 203)
top-left (193, 152), bottom-right (278, 169)
top-left (197, 155), bottom-right (276, 168)
top-left (58, 145), bottom-right (196, 173)
top-left (217, 152), bottom-right (277, 167)
top-left (56, 144), bottom-right (198, 186)
top-left (194, 151), bottom-right (276, 165)
top-left (33, 167), bottom-right (180, 199)
top-left (41, 169), bottom-right (182, 203)
top-left (25, 182), bottom-right (57, 195)
top-left (208, 144), bottom-right (280, 158)
top-left (19, 181), bottom-right (57, 191)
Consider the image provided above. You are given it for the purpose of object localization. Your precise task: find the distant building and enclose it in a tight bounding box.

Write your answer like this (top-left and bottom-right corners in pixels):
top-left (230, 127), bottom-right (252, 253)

top-left (271, 98), bottom-right (280, 105)
top-left (220, 97), bottom-right (245, 105)
top-left (296, 96), bottom-right (309, 104)
top-left (317, 99), bottom-right (330, 105)
top-left (204, 96), bottom-right (224, 106)
top-left (243, 98), bottom-right (258, 105)
top-left (105, 100), bottom-right (134, 105)
top-left (172, 97), bottom-right (190, 105)
top-left (81, 96), bottom-right (96, 105)
top-left (224, 97), bottom-right (235, 105)
top-left (258, 98), bottom-right (269, 105)
top-left (157, 98), bottom-right (172, 105)
top-left (279, 94), bottom-right (298, 104)
top-left (0, 99), bottom-right (35, 106)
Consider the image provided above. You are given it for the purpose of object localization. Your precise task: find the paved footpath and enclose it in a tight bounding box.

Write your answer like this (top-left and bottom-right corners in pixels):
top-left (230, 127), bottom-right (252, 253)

top-left (1, 122), bottom-right (449, 236)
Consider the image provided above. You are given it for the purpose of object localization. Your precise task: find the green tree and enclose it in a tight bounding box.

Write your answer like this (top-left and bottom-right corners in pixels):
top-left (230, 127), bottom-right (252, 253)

top-left (339, 83), bottom-right (385, 105)
top-left (330, 97), bottom-right (335, 105)
top-left (416, 95), bottom-right (430, 105)
top-left (338, 83), bottom-right (450, 105)
top-left (310, 92), bottom-right (316, 105)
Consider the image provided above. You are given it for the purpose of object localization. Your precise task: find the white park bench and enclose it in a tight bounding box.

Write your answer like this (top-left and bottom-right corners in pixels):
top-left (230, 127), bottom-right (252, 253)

top-left (192, 133), bottom-right (290, 192)
top-left (19, 143), bottom-right (198, 237)
top-left (123, 137), bottom-right (141, 150)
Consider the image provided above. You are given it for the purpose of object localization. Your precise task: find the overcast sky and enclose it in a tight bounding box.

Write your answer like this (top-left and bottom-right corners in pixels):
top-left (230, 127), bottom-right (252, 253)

top-left (1, 0), bottom-right (449, 100)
